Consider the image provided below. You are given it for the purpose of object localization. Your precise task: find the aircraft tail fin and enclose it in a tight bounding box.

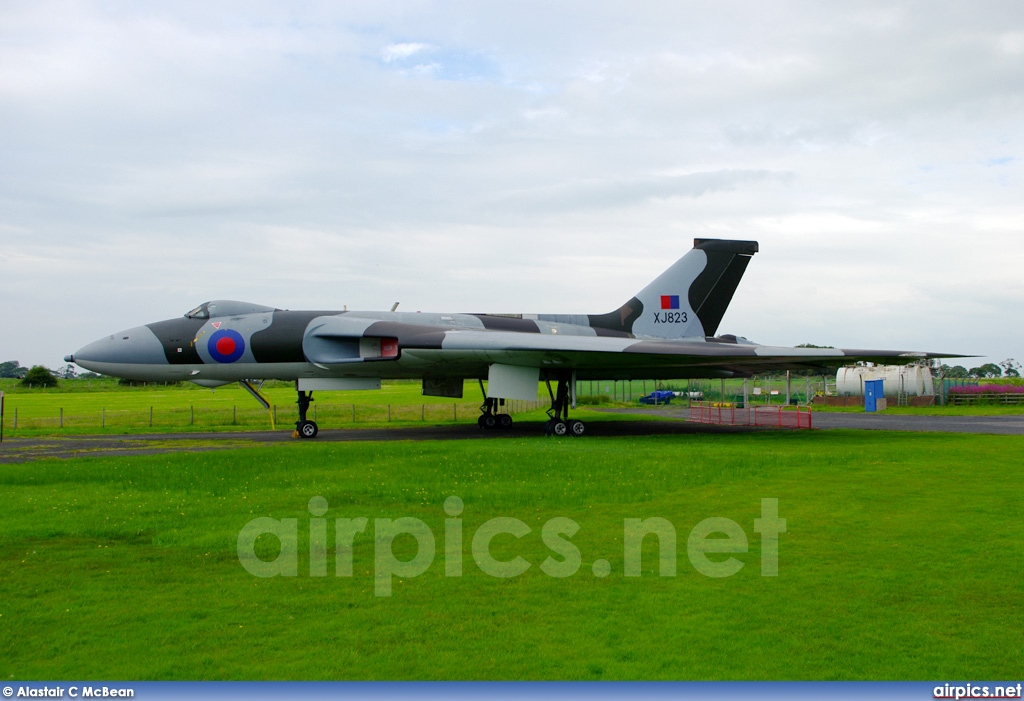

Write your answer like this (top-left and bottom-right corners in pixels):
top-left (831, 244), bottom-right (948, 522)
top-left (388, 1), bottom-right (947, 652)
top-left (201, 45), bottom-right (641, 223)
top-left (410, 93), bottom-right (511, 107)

top-left (588, 239), bottom-right (758, 339)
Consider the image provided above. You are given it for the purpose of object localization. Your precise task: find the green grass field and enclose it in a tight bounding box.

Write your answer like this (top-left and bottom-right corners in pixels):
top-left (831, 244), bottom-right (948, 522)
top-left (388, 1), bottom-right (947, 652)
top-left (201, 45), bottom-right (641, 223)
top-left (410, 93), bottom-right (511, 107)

top-left (0, 380), bottom-right (548, 435)
top-left (3, 378), bottom-right (1021, 437)
top-left (2, 429), bottom-right (1021, 680)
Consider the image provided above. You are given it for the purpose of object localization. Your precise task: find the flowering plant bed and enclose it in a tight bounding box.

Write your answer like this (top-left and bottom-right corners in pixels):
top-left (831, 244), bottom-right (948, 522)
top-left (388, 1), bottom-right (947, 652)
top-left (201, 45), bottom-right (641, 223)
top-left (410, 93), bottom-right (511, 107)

top-left (948, 384), bottom-right (1024, 404)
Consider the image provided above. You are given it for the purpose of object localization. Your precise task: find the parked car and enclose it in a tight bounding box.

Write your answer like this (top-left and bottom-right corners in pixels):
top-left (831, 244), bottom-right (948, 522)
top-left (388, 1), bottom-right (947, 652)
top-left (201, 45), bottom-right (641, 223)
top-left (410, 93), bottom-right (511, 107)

top-left (639, 390), bottom-right (675, 405)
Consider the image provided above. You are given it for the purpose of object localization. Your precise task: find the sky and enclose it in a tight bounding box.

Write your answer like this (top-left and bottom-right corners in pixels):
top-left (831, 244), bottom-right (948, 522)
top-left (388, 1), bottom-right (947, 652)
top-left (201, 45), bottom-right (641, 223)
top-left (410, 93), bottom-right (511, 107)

top-left (1, 0), bottom-right (1022, 372)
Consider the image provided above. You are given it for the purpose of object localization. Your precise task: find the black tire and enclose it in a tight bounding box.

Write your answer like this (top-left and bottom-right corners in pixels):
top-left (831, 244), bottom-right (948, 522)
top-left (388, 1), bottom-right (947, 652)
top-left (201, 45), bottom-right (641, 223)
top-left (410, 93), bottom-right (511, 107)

top-left (477, 415), bottom-right (488, 428)
top-left (482, 414), bottom-right (498, 429)
top-left (499, 414), bottom-right (513, 429)
top-left (552, 421), bottom-right (568, 436)
top-left (299, 420), bottom-right (319, 438)
top-left (569, 419), bottom-right (585, 437)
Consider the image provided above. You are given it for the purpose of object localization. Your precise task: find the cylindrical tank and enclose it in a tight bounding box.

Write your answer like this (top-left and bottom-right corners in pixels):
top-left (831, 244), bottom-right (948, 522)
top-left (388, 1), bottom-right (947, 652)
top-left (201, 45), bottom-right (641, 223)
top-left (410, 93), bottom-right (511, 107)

top-left (836, 365), bottom-right (934, 397)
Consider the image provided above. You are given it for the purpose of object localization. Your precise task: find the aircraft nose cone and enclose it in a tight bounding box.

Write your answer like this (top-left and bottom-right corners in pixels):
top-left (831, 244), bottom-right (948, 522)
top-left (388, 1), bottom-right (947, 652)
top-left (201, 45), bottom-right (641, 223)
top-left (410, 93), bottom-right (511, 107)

top-left (72, 326), bottom-right (168, 375)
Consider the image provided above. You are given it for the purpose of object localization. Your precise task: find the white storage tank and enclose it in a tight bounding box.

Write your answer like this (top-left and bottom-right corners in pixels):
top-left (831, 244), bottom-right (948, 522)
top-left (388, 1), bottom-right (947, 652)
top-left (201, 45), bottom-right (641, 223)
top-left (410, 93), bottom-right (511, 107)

top-left (836, 365), bottom-right (934, 397)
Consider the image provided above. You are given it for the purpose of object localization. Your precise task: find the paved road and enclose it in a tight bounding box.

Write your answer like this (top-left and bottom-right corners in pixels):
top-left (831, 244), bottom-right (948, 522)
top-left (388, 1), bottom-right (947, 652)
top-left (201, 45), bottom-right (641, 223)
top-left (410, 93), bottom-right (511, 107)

top-left (605, 407), bottom-right (1024, 435)
top-left (2, 411), bottom-right (1021, 463)
top-left (0, 419), bottom-right (764, 463)
top-left (807, 412), bottom-right (1024, 435)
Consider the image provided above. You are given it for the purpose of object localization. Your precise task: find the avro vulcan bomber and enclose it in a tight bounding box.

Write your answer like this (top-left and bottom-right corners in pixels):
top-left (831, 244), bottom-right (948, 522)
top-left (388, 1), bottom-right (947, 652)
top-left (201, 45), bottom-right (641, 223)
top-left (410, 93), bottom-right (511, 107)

top-left (67, 240), bottom-right (954, 438)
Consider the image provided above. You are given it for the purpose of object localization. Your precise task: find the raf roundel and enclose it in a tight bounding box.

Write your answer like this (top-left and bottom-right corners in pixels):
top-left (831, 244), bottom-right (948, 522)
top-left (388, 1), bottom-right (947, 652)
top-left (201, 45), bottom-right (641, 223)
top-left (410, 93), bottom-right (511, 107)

top-left (208, 329), bottom-right (246, 363)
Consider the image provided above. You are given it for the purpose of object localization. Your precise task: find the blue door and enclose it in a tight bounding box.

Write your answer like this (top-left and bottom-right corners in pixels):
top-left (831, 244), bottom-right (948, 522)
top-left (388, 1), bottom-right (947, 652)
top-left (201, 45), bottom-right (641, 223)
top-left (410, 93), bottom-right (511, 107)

top-left (864, 379), bottom-right (884, 412)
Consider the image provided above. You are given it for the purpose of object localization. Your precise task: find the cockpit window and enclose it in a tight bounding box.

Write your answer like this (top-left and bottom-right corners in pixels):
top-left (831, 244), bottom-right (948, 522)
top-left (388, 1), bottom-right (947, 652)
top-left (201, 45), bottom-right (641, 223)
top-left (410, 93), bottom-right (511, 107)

top-left (185, 300), bottom-right (278, 319)
top-left (186, 303), bottom-right (210, 319)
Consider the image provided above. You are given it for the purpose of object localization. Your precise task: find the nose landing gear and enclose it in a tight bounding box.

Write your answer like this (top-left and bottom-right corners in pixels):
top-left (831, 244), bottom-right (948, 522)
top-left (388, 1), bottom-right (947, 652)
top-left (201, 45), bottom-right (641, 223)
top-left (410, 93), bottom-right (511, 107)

top-left (294, 389), bottom-right (318, 439)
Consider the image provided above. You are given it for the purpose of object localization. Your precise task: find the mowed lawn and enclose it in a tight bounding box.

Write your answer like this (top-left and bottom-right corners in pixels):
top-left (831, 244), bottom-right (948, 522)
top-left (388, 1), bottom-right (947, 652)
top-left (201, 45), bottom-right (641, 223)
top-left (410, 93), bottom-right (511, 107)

top-left (1, 430), bottom-right (1021, 680)
top-left (0, 380), bottom-right (509, 434)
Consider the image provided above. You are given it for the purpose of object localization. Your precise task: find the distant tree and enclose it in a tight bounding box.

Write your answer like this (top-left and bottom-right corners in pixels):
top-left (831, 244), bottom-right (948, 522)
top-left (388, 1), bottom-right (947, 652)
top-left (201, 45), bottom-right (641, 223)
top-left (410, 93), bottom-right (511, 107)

top-left (58, 364), bottom-right (78, 379)
top-left (1000, 358), bottom-right (1021, 378)
top-left (788, 344), bottom-right (838, 376)
top-left (0, 360), bottom-right (28, 379)
top-left (939, 365), bottom-right (970, 379)
top-left (19, 365), bottom-right (58, 388)
top-left (969, 363), bottom-right (1003, 379)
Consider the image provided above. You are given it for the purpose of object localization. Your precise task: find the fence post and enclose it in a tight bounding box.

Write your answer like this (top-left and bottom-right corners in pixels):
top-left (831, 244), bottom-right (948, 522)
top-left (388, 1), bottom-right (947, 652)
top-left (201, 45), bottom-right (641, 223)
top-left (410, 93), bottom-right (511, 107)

top-left (352, 404), bottom-right (356, 423)
top-left (421, 404), bottom-right (425, 421)
top-left (233, 405), bottom-right (237, 425)
top-left (14, 407), bottom-right (17, 430)
top-left (150, 406), bottom-right (153, 427)
top-left (191, 405), bottom-right (194, 426)
top-left (453, 405), bottom-right (457, 422)
top-left (388, 404), bottom-right (391, 422)
top-left (60, 407), bottom-right (63, 429)
top-left (102, 407), bottom-right (105, 428)
top-left (273, 405), bottom-right (277, 425)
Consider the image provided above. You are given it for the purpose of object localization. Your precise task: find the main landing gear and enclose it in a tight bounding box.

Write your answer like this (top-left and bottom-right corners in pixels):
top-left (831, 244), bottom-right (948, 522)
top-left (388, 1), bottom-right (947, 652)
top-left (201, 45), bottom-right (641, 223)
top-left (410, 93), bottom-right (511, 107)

top-left (544, 372), bottom-right (585, 437)
top-left (294, 389), bottom-right (318, 439)
top-left (477, 383), bottom-right (514, 430)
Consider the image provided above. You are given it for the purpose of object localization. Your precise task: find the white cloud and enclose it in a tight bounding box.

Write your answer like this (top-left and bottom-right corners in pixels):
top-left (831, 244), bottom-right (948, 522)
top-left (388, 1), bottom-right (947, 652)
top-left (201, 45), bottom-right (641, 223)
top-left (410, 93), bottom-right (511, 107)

top-left (382, 42), bottom-right (433, 62)
top-left (1, 0), bottom-right (1022, 369)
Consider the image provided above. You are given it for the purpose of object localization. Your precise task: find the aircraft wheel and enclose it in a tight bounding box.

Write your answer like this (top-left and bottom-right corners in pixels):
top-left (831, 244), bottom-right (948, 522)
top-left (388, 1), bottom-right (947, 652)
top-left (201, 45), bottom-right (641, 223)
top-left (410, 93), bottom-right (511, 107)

top-left (568, 419), bottom-right (585, 437)
top-left (543, 420), bottom-right (555, 436)
top-left (477, 415), bottom-right (487, 428)
top-left (298, 420), bottom-right (319, 439)
top-left (499, 414), bottom-right (513, 429)
top-left (482, 414), bottom-right (498, 429)
top-left (551, 421), bottom-right (568, 437)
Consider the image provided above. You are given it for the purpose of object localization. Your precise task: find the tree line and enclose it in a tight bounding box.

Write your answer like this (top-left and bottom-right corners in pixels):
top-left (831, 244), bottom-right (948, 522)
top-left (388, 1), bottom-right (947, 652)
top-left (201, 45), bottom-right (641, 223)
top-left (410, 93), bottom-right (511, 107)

top-left (1, 361), bottom-right (90, 388)
top-left (937, 359), bottom-right (1020, 379)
